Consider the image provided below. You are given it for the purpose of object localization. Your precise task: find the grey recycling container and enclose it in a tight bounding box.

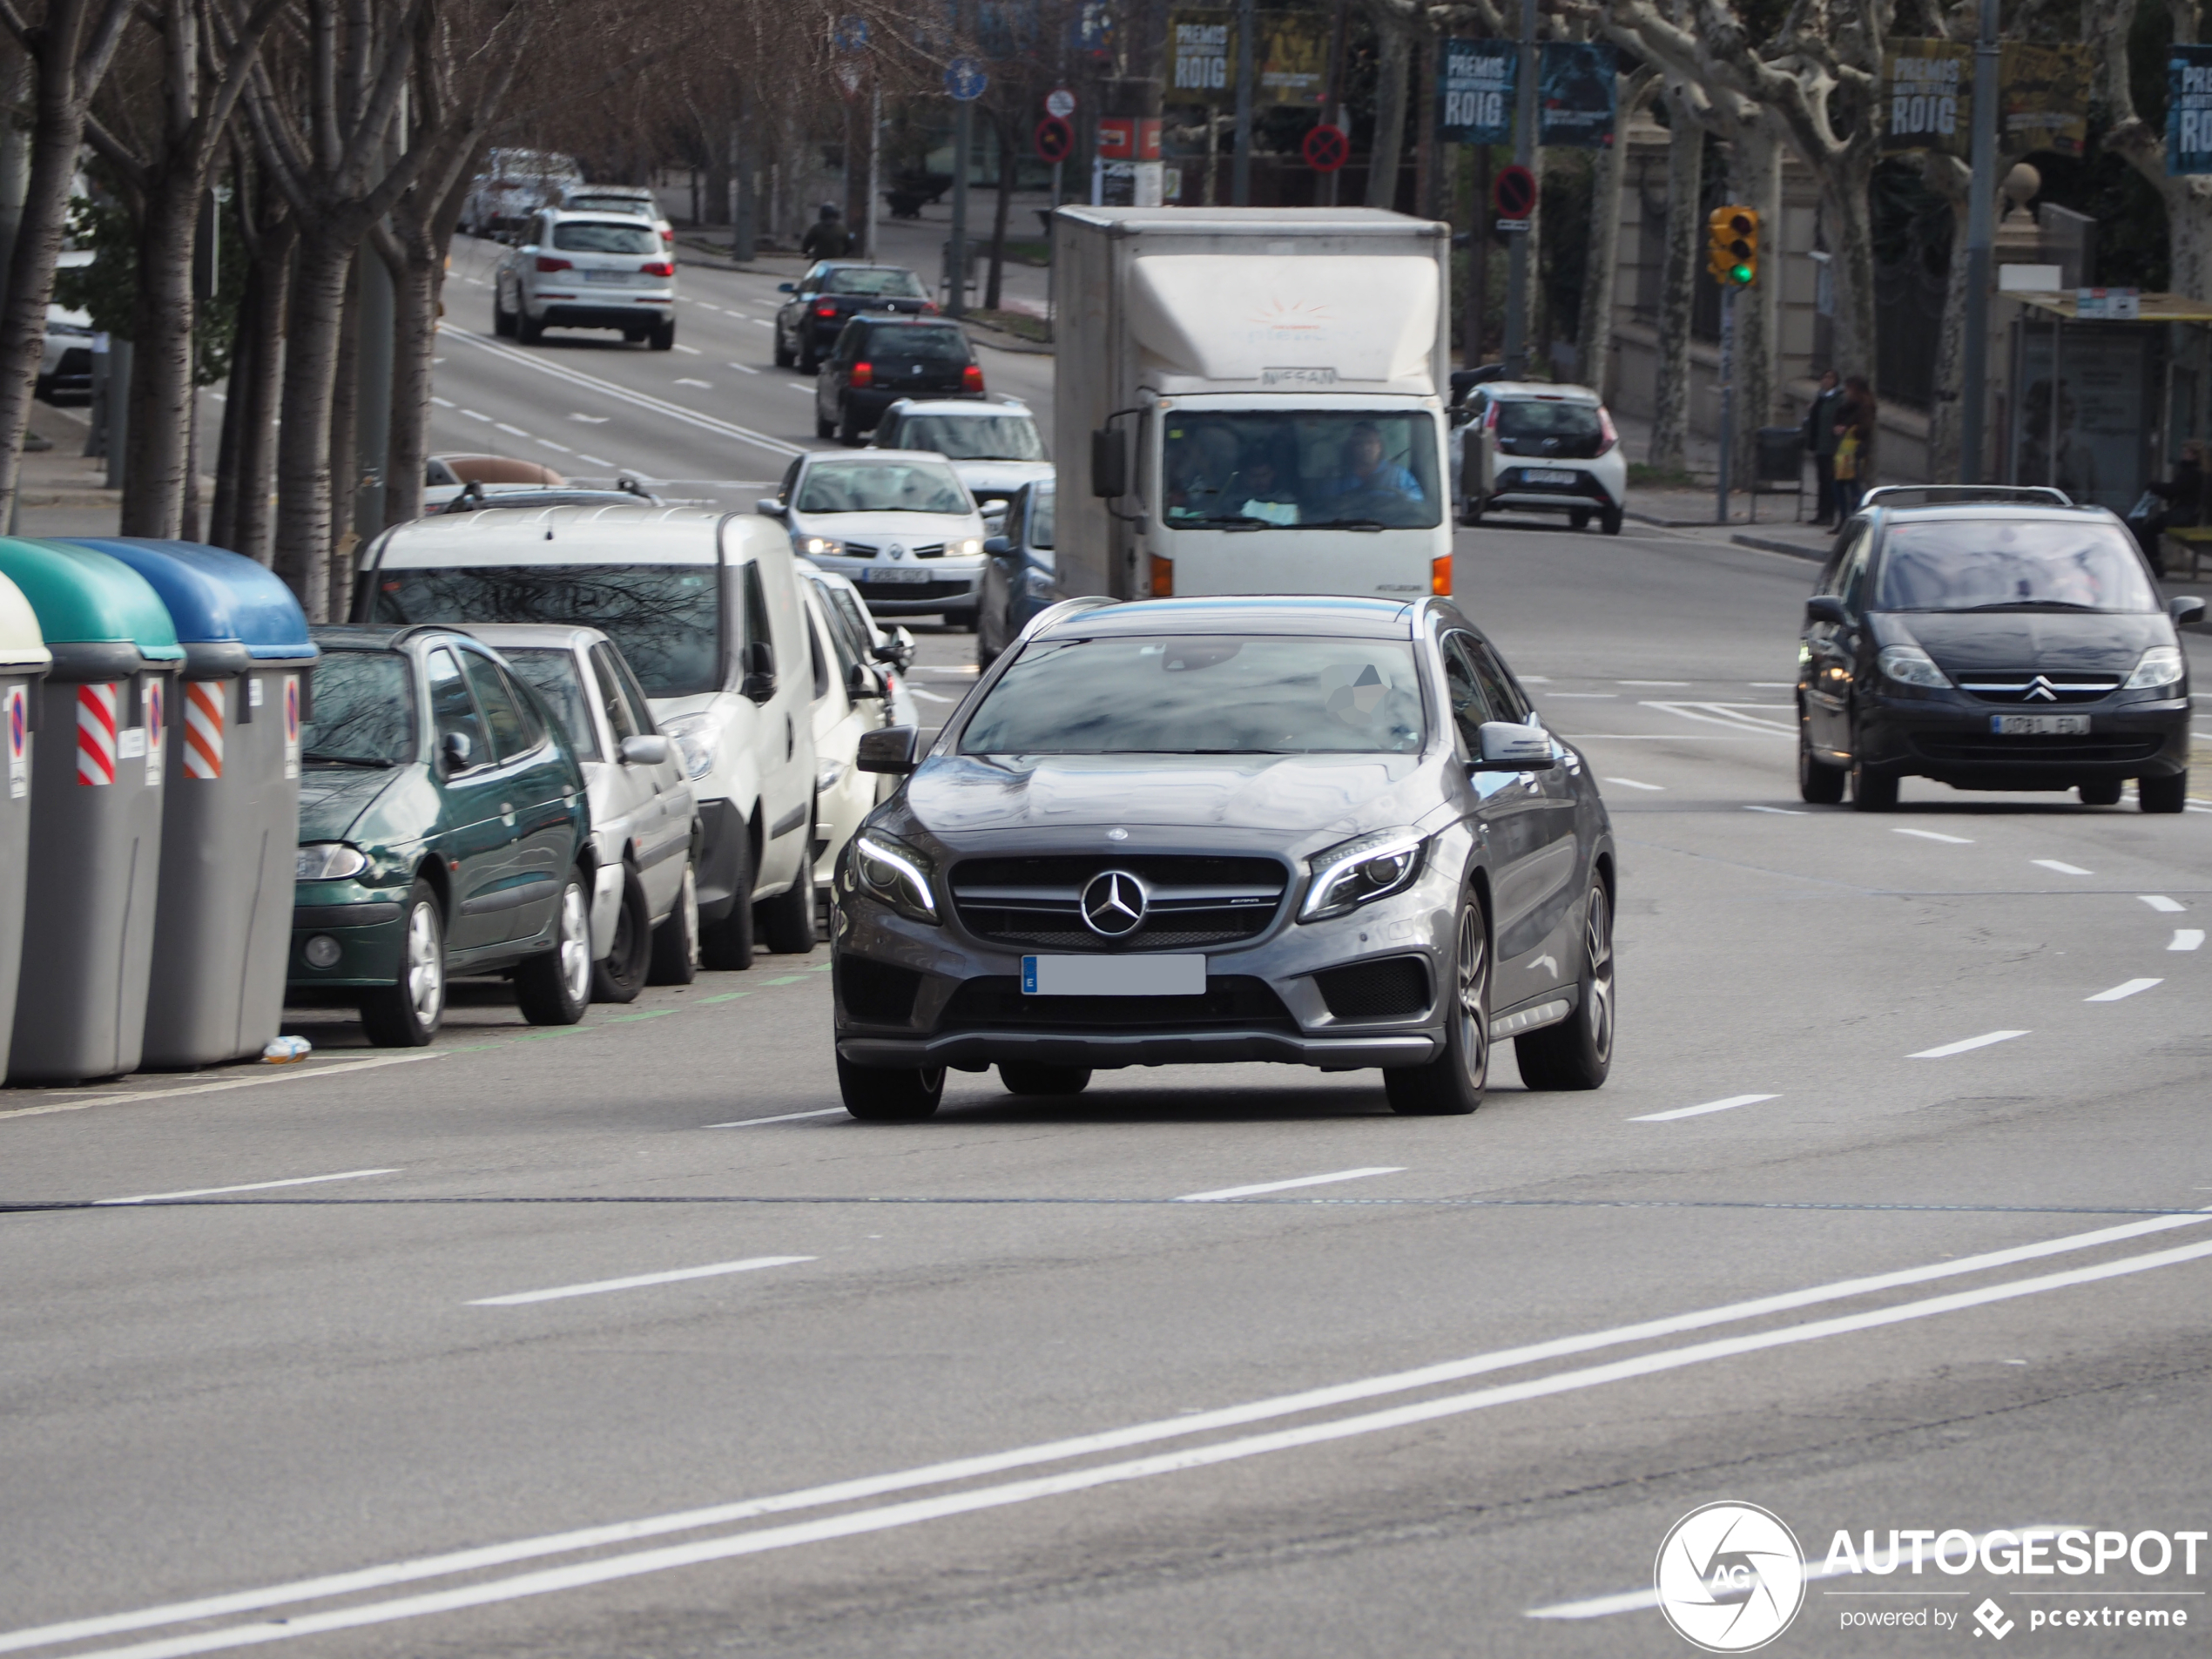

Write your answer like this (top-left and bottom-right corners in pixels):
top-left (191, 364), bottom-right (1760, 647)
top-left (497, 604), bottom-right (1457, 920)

top-left (68, 540), bottom-right (316, 1069)
top-left (0, 537), bottom-right (184, 1083)
top-left (0, 572), bottom-right (51, 1079)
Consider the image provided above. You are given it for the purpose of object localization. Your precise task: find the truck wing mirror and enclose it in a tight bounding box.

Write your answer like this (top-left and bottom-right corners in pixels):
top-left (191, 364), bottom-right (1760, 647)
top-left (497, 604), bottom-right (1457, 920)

top-left (1090, 428), bottom-right (1126, 498)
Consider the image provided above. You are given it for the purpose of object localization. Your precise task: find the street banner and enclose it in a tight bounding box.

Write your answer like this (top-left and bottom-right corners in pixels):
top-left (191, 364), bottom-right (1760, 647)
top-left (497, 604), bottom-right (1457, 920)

top-left (1439, 38), bottom-right (1515, 145)
top-left (2000, 42), bottom-right (2089, 157)
top-left (2168, 44), bottom-right (2212, 173)
top-left (1883, 40), bottom-right (1972, 157)
top-left (1538, 41), bottom-right (1616, 147)
top-left (1169, 10), bottom-right (1233, 103)
top-left (1254, 11), bottom-right (1328, 107)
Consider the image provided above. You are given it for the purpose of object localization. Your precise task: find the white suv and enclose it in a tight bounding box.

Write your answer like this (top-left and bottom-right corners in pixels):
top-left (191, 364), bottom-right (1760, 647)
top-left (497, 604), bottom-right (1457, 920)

top-left (1457, 381), bottom-right (1629, 535)
top-left (354, 506), bottom-right (820, 968)
top-left (556, 184), bottom-right (674, 250)
top-left (495, 209), bottom-right (677, 351)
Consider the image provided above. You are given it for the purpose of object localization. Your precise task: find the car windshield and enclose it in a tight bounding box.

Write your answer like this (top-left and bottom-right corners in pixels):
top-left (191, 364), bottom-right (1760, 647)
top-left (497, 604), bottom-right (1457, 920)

top-left (551, 221), bottom-right (658, 255)
top-left (498, 647), bottom-right (600, 761)
top-left (961, 636), bottom-right (1426, 755)
top-left (371, 564), bottom-right (721, 698)
top-left (302, 651), bottom-right (415, 765)
top-left (824, 267), bottom-right (927, 297)
top-left (1874, 519), bottom-right (2159, 612)
top-left (797, 460), bottom-right (969, 516)
top-left (1495, 400), bottom-right (1602, 442)
top-left (896, 414), bottom-right (1043, 460)
top-left (861, 325), bottom-right (969, 364)
top-left (1163, 411), bottom-right (1441, 529)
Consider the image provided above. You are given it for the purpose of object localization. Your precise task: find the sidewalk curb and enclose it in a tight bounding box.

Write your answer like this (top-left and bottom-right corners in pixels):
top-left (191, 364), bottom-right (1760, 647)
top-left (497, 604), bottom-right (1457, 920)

top-left (960, 317), bottom-right (1054, 356)
top-left (1730, 531), bottom-right (1825, 563)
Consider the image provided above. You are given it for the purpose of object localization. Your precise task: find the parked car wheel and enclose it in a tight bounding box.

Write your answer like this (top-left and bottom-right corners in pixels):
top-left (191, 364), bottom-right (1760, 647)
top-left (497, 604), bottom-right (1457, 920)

top-left (647, 861), bottom-right (700, 985)
top-left (515, 869), bottom-right (593, 1025)
top-left (837, 1052), bottom-right (944, 1122)
top-left (650, 319), bottom-right (675, 351)
top-left (1514, 878), bottom-right (1615, 1090)
top-left (758, 837), bottom-right (818, 954)
top-left (999, 1063), bottom-right (1090, 1096)
top-left (2140, 770), bottom-right (2188, 813)
top-left (1383, 896), bottom-right (1488, 1116)
top-left (699, 829), bottom-right (755, 970)
top-left (590, 868), bottom-right (652, 1003)
top-left (359, 880), bottom-right (446, 1048)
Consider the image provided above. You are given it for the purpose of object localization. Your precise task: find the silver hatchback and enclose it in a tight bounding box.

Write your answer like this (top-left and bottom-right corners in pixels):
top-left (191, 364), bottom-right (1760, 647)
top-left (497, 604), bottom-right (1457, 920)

top-left (829, 595), bottom-right (1618, 1121)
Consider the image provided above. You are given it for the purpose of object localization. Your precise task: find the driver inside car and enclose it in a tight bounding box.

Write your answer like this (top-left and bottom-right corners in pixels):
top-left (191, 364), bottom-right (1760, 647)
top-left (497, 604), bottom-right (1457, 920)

top-left (1326, 421), bottom-right (1425, 505)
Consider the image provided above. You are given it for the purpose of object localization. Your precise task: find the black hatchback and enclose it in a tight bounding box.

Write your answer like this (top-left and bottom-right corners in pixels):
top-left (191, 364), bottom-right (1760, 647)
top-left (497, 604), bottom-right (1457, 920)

top-left (815, 316), bottom-right (983, 445)
top-left (774, 262), bottom-right (934, 372)
top-left (1797, 498), bottom-right (2205, 811)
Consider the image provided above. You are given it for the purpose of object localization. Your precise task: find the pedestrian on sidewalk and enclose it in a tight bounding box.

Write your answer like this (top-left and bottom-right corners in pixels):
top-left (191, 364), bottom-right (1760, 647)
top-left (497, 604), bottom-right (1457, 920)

top-left (1803, 369), bottom-right (1845, 525)
top-left (1831, 375), bottom-right (1875, 520)
top-left (802, 205), bottom-right (853, 260)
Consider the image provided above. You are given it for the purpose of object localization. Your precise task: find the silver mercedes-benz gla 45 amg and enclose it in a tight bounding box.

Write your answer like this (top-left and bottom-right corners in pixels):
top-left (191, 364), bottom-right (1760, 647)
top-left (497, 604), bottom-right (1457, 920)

top-left (830, 595), bottom-right (1616, 1121)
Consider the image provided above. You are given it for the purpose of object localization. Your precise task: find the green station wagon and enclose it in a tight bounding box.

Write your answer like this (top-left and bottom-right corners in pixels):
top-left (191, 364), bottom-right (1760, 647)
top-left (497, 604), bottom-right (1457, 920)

top-left (290, 624), bottom-right (591, 1044)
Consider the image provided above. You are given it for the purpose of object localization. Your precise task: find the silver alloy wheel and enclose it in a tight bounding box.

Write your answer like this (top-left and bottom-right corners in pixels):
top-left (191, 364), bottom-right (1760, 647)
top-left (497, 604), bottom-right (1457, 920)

top-left (1584, 885), bottom-right (1615, 1064)
top-left (405, 901), bottom-right (444, 1028)
top-left (557, 883), bottom-right (591, 1007)
top-left (1455, 905), bottom-right (1489, 1088)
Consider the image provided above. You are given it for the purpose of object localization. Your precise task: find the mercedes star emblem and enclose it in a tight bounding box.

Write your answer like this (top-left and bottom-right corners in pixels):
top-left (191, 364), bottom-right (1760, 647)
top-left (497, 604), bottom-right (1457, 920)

top-left (1080, 869), bottom-right (1147, 938)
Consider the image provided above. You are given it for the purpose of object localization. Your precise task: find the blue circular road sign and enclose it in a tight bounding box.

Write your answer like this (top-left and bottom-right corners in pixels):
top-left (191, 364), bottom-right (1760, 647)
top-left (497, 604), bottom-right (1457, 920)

top-left (946, 56), bottom-right (988, 100)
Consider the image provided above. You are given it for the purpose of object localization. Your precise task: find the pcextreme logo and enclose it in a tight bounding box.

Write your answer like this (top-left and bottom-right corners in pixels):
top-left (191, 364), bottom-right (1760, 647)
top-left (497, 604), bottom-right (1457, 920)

top-left (1655, 1501), bottom-right (1808, 1653)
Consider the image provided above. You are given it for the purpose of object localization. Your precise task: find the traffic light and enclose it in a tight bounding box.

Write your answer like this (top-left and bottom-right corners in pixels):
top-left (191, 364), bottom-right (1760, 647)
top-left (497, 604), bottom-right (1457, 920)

top-left (1706, 206), bottom-right (1758, 287)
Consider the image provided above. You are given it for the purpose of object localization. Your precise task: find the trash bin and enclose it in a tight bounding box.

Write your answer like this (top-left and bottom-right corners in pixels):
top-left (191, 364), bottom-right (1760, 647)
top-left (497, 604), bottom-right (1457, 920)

top-left (65, 540), bottom-right (315, 1069)
top-left (0, 572), bottom-right (51, 1079)
top-left (0, 538), bottom-right (184, 1083)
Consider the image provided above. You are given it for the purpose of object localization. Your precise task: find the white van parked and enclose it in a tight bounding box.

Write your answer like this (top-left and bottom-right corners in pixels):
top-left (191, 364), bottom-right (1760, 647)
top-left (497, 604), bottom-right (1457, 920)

top-left (355, 506), bottom-right (819, 968)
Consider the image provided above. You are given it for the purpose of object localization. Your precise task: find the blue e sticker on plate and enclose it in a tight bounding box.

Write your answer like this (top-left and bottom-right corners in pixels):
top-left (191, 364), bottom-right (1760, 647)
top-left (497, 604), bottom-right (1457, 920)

top-left (1022, 955), bottom-right (1039, 994)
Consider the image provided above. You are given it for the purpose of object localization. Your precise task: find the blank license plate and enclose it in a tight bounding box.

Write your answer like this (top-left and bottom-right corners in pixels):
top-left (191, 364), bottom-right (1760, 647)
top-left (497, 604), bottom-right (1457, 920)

top-left (1022, 954), bottom-right (1205, 996)
top-left (1523, 469), bottom-right (1578, 484)
top-left (582, 269), bottom-right (633, 283)
top-left (1991, 714), bottom-right (2089, 736)
top-left (867, 567), bottom-right (933, 584)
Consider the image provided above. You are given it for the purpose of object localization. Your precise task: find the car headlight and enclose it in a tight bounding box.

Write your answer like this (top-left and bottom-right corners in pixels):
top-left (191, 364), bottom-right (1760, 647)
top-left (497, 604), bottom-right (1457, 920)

top-left (296, 842), bottom-right (368, 881)
top-left (799, 536), bottom-right (845, 558)
top-left (817, 758), bottom-right (848, 793)
top-left (2124, 645), bottom-right (2185, 691)
top-left (846, 831), bottom-right (939, 924)
top-left (1300, 828), bottom-right (1426, 922)
top-left (660, 711), bottom-right (722, 780)
top-left (1877, 644), bottom-right (1951, 690)
top-left (953, 537), bottom-right (983, 557)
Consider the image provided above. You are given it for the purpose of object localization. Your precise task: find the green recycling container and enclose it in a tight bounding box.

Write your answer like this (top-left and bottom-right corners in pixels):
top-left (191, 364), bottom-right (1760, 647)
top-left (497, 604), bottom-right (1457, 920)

top-left (0, 572), bottom-right (51, 1080)
top-left (0, 538), bottom-right (184, 1083)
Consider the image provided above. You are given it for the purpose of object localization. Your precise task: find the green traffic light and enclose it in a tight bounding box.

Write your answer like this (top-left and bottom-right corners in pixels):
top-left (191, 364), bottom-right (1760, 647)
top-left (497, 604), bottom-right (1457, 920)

top-left (1730, 263), bottom-right (1753, 285)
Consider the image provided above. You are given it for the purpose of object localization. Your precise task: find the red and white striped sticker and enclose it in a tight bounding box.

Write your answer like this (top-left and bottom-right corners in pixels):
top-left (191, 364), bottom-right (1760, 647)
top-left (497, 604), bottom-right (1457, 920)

top-left (143, 678), bottom-right (164, 786)
top-left (76, 683), bottom-right (117, 786)
top-left (183, 681), bottom-right (225, 779)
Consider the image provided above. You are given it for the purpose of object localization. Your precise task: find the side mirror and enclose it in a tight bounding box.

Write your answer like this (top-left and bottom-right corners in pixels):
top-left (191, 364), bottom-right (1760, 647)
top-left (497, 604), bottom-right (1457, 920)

top-left (846, 660), bottom-right (887, 700)
top-left (873, 625), bottom-right (915, 672)
top-left (740, 639), bottom-right (776, 703)
top-left (755, 498), bottom-right (787, 518)
top-left (778, 282), bottom-right (795, 293)
top-left (439, 730), bottom-right (474, 772)
top-left (984, 535), bottom-right (1012, 556)
top-left (1804, 594), bottom-right (1852, 629)
top-left (1472, 720), bottom-right (1555, 772)
top-left (856, 724), bottom-right (921, 775)
top-left (618, 733), bottom-right (671, 766)
top-left (1090, 427), bottom-right (1126, 498)
top-left (2169, 595), bottom-right (2206, 627)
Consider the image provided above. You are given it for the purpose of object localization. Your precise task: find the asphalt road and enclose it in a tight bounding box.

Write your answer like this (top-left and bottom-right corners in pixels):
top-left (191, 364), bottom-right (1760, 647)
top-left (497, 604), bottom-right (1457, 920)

top-left (4, 460), bottom-right (2212, 1654)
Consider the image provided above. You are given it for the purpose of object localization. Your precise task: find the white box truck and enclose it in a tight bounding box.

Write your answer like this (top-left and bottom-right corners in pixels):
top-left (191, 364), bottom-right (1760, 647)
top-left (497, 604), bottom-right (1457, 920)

top-left (1053, 206), bottom-right (1453, 604)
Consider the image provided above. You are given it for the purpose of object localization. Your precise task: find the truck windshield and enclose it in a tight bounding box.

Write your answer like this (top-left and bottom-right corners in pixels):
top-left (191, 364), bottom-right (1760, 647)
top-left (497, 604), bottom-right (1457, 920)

top-left (1162, 411), bottom-right (1441, 529)
top-left (961, 636), bottom-right (1426, 755)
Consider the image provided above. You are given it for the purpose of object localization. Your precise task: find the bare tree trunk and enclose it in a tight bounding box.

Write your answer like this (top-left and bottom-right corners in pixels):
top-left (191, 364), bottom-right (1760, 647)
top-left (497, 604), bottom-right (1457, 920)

top-left (1365, 13), bottom-right (1412, 211)
top-left (1824, 165), bottom-right (1879, 395)
top-left (1731, 117), bottom-right (1783, 483)
top-left (273, 227), bottom-right (354, 616)
top-left (1924, 153), bottom-right (1971, 482)
top-left (210, 319), bottom-right (246, 551)
top-left (233, 218), bottom-right (293, 565)
top-left (380, 164), bottom-right (470, 530)
top-left (122, 186), bottom-right (199, 536)
top-left (1650, 86), bottom-right (1704, 471)
top-left (327, 265), bottom-right (361, 624)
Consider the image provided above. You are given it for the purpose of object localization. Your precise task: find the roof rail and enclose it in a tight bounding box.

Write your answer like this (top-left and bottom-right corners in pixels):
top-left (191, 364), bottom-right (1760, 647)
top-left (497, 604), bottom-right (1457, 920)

top-left (1860, 484), bottom-right (2074, 509)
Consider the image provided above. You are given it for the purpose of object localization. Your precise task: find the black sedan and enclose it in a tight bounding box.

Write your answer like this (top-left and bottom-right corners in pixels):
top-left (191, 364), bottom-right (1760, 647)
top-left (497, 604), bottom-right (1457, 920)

top-left (1797, 497), bottom-right (2204, 811)
top-left (830, 595), bottom-right (1617, 1121)
top-left (773, 262), bottom-right (934, 373)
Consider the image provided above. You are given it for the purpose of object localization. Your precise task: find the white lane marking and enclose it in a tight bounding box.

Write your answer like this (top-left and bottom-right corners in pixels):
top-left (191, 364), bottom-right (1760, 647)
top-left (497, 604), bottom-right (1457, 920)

top-left (0, 1054), bottom-right (442, 1122)
top-left (26, 1212), bottom-right (2212, 1656)
top-left (1748, 681), bottom-right (1795, 688)
top-left (2032, 859), bottom-right (2093, 875)
top-left (1629, 1093), bottom-right (1778, 1123)
top-left (428, 396), bottom-right (454, 408)
top-left (97, 1170), bottom-right (399, 1206)
top-left (1602, 776), bottom-right (1664, 791)
top-left (459, 408), bottom-right (491, 422)
top-left (1176, 1167), bottom-right (1405, 1203)
top-left (750, 317), bottom-right (773, 327)
top-left (696, 304), bottom-right (722, 312)
top-left (577, 454), bottom-right (613, 467)
top-left (2140, 894), bottom-right (2186, 913)
top-left (725, 361), bottom-right (760, 374)
top-left (907, 687), bottom-right (953, 704)
top-left (783, 382), bottom-right (810, 394)
top-left (704, 1108), bottom-right (845, 1128)
top-left (1910, 1029), bottom-right (2029, 1059)
top-left (470, 1256), bottom-right (813, 1307)
top-left (2086, 978), bottom-right (2161, 1002)
top-left (494, 422), bottom-right (529, 437)
top-left (569, 413), bottom-right (610, 423)
top-left (51, 1231), bottom-right (2212, 1659)
top-left (1545, 692), bottom-right (1617, 699)
top-left (1893, 827), bottom-right (1973, 844)
top-left (535, 439), bottom-right (570, 453)
top-left (1743, 805), bottom-right (1806, 815)
top-left (1618, 679), bottom-right (1690, 686)
top-left (2171, 929), bottom-right (2205, 951)
top-left (2188, 803), bottom-right (2212, 814)
top-left (673, 377), bottom-right (712, 388)
top-left (673, 342), bottom-right (703, 354)
top-left (1639, 700), bottom-right (1795, 737)
top-left (440, 330), bottom-right (803, 457)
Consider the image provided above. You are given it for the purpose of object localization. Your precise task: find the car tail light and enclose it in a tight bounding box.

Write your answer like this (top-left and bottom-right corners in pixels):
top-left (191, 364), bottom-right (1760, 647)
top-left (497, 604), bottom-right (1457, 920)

top-left (1430, 555), bottom-right (1452, 597)
top-left (851, 362), bottom-right (873, 388)
top-left (1482, 402), bottom-right (1499, 430)
top-left (816, 302), bottom-right (840, 318)
top-left (1597, 406), bottom-right (1619, 455)
top-left (535, 256), bottom-right (572, 273)
top-left (1149, 554), bottom-right (1173, 597)
top-left (661, 229), bottom-right (674, 245)
top-left (639, 260), bottom-right (674, 277)
top-left (921, 301), bottom-right (940, 314)
top-left (962, 364), bottom-right (984, 392)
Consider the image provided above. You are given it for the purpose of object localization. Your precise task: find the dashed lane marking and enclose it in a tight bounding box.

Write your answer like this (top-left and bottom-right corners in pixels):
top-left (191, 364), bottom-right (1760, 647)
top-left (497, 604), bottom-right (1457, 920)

top-left (705, 1108), bottom-right (844, 1128)
top-left (1630, 1094), bottom-right (1778, 1123)
top-left (1177, 1168), bottom-right (1405, 1203)
top-left (2171, 929), bottom-right (2204, 951)
top-left (469, 1255), bottom-right (813, 1306)
top-left (1894, 828), bottom-right (1973, 844)
top-left (2140, 895), bottom-right (2186, 912)
top-left (1910, 1030), bottom-right (2029, 1059)
top-left (2086, 979), bottom-right (2161, 1002)
top-left (2032, 860), bottom-right (2092, 875)
top-left (1603, 777), bottom-right (1663, 791)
